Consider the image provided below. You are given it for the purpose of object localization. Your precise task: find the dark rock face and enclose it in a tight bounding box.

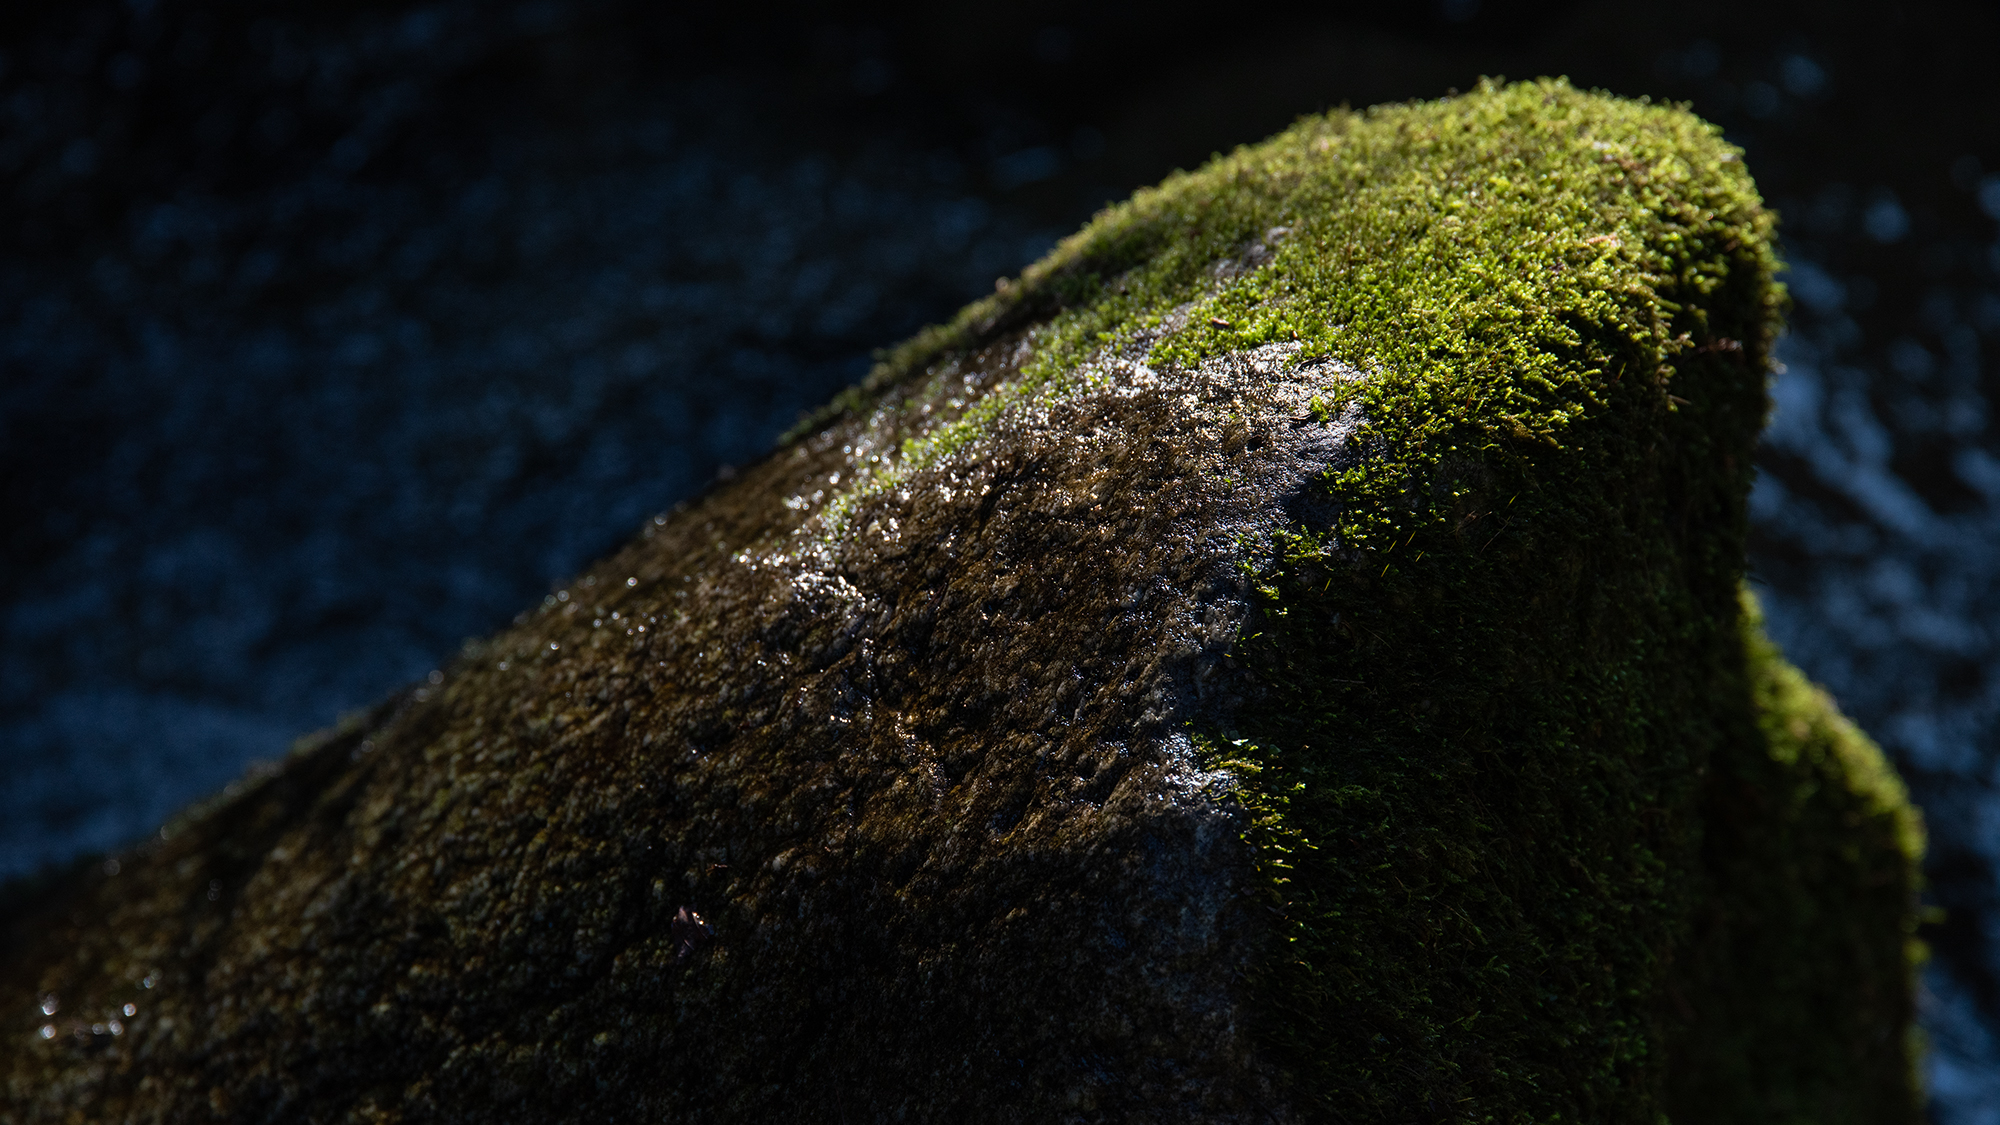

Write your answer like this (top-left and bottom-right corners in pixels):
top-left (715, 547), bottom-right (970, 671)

top-left (1, 83), bottom-right (1921, 1123)
top-left (1, 334), bottom-right (1346, 1122)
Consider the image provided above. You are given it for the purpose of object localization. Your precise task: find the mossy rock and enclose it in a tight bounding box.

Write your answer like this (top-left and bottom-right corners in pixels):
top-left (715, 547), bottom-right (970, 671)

top-left (0, 80), bottom-right (1923, 1124)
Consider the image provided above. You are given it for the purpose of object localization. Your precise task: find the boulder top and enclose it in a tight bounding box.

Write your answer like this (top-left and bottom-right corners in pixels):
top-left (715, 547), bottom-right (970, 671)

top-left (800, 75), bottom-right (1778, 493)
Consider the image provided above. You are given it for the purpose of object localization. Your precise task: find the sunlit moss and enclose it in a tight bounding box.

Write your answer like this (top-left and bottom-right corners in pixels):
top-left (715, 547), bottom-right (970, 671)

top-left (1, 79), bottom-right (1921, 1124)
top-left (824, 77), bottom-right (1919, 1122)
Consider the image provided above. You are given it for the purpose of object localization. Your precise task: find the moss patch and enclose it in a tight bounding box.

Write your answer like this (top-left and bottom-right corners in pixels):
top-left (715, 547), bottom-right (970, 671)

top-left (1111, 82), bottom-right (1917, 1122)
top-left (0, 80), bottom-right (1921, 1125)
top-left (835, 77), bottom-right (1918, 1120)
top-left (814, 79), bottom-right (1773, 520)
top-left (1661, 591), bottom-right (1925, 1123)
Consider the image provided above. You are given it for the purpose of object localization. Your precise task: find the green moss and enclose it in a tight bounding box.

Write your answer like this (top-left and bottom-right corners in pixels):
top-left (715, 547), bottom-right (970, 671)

top-left (815, 77), bottom-right (1917, 1120)
top-left (1115, 82), bottom-right (1915, 1122)
top-left (809, 79), bottom-right (1777, 545)
top-left (2, 80), bottom-right (1919, 1124)
top-left (1661, 591), bottom-right (1925, 1123)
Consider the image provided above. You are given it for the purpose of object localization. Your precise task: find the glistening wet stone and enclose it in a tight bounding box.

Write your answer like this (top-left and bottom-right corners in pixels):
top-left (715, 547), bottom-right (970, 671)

top-left (1, 81), bottom-right (1922, 1123)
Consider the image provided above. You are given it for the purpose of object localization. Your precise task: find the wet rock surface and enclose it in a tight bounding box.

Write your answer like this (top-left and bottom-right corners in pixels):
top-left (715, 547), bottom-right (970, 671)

top-left (0, 340), bottom-right (1348, 1121)
top-left (1, 84), bottom-right (1922, 1123)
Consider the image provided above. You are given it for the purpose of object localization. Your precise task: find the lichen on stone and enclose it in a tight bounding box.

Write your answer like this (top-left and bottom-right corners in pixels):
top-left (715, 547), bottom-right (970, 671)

top-left (1, 79), bottom-right (1920, 1124)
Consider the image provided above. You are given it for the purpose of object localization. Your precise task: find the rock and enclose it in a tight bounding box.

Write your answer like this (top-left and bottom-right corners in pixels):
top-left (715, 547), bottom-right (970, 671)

top-left (1, 79), bottom-right (1922, 1123)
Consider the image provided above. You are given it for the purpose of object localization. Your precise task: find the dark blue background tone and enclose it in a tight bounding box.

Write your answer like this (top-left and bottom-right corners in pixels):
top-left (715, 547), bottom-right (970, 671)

top-left (5, 1), bottom-right (1999, 1116)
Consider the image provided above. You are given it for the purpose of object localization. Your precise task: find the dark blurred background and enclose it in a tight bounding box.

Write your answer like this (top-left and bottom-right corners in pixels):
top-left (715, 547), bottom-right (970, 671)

top-left (3, 0), bottom-right (1997, 1116)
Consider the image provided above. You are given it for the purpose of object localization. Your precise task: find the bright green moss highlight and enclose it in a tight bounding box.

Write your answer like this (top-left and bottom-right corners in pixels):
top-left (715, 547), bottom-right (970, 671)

top-left (792, 78), bottom-right (1920, 1122)
top-left (1739, 593), bottom-right (1922, 865)
top-left (806, 78), bottom-right (1779, 547)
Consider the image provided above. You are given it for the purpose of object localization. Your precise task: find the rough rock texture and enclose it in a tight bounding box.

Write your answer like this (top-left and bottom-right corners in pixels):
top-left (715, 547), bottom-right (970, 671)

top-left (2, 81), bottom-right (1923, 1123)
